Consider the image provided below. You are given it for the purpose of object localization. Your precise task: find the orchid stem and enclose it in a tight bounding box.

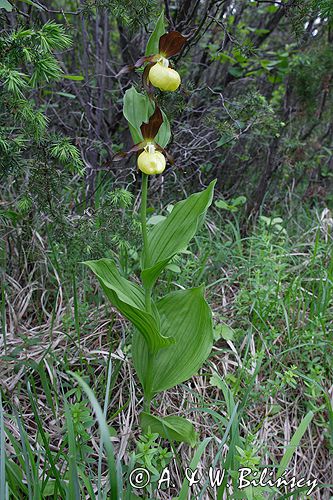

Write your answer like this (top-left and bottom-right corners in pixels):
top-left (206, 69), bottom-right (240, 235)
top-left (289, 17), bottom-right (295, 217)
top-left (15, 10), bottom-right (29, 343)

top-left (141, 174), bottom-right (149, 264)
top-left (141, 173), bottom-right (152, 313)
top-left (141, 173), bottom-right (153, 412)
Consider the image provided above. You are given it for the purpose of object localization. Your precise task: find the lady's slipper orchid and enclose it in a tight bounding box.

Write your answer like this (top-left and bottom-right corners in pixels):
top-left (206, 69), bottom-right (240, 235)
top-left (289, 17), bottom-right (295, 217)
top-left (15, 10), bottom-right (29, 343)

top-left (113, 106), bottom-right (172, 176)
top-left (117, 31), bottom-right (186, 93)
top-left (138, 144), bottom-right (166, 175)
top-left (148, 59), bottom-right (181, 92)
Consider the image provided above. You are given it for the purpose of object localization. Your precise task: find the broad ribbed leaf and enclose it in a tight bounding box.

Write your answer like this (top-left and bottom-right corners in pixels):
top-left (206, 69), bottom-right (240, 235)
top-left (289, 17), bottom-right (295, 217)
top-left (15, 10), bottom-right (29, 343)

top-left (140, 412), bottom-right (197, 446)
top-left (123, 87), bottom-right (150, 144)
top-left (142, 180), bottom-right (216, 288)
top-left (123, 86), bottom-right (170, 147)
top-left (145, 10), bottom-right (165, 56)
top-left (132, 286), bottom-right (213, 394)
top-left (84, 259), bottom-right (174, 353)
top-left (154, 108), bottom-right (171, 148)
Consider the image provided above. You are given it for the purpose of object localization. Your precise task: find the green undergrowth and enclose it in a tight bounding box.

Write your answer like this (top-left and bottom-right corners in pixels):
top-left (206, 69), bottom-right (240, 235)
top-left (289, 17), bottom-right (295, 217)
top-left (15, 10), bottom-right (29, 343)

top-left (1, 198), bottom-right (332, 498)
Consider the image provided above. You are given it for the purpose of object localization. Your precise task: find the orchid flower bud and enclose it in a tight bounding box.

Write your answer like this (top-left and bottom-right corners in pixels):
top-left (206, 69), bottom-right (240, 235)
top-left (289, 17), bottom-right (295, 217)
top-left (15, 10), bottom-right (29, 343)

top-left (148, 58), bottom-right (181, 92)
top-left (137, 144), bottom-right (166, 175)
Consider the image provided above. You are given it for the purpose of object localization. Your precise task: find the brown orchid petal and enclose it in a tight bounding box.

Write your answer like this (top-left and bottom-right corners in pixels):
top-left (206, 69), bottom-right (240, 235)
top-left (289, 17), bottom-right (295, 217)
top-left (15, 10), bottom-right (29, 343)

top-left (140, 106), bottom-right (163, 140)
top-left (143, 62), bottom-right (155, 95)
top-left (115, 55), bottom-right (156, 77)
top-left (159, 31), bottom-right (187, 58)
top-left (155, 144), bottom-right (174, 165)
top-left (134, 54), bottom-right (156, 68)
top-left (113, 152), bottom-right (126, 161)
top-left (113, 141), bottom-right (145, 161)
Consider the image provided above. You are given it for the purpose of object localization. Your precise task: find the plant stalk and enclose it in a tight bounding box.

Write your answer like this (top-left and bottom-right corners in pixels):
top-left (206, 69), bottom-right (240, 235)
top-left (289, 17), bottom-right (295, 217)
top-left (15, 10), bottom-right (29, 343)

top-left (141, 174), bottom-right (149, 260)
top-left (141, 173), bottom-right (152, 313)
top-left (141, 173), bottom-right (154, 411)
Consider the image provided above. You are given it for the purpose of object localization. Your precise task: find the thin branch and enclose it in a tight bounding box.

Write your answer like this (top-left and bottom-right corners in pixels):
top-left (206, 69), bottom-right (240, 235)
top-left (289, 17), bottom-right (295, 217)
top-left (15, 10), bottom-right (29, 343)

top-left (29, 0), bottom-right (83, 15)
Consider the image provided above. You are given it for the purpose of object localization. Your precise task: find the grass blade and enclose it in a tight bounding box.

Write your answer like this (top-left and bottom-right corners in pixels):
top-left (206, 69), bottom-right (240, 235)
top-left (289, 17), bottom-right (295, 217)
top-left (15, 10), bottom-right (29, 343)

top-left (0, 393), bottom-right (6, 500)
top-left (98, 358), bottom-right (113, 499)
top-left (27, 382), bottom-right (66, 498)
top-left (277, 411), bottom-right (314, 478)
top-left (64, 399), bottom-right (81, 500)
top-left (177, 437), bottom-right (212, 500)
top-left (14, 409), bottom-right (35, 500)
top-left (69, 371), bottom-right (120, 500)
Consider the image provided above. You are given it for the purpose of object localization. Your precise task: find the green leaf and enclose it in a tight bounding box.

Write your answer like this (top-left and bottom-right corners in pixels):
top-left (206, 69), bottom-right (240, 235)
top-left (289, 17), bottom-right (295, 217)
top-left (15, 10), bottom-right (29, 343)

top-left (213, 324), bottom-right (234, 341)
top-left (56, 92), bottom-right (76, 99)
top-left (140, 412), bottom-right (197, 446)
top-left (145, 10), bottom-right (165, 56)
top-left (209, 373), bottom-right (225, 390)
top-left (259, 215), bottom-right (271, 225)
top-left (165, 263), bottom-right (181, 273)
top-left (215, 199), bottom-right (234, 211)
top-left (216, 134), bottom-right (234, 147)
top-left (266, 5), bottom-right (279, 13)
top-left (0, 0), bottom-right (12, 11)
top-left (233, 195), bottom-right (246, 207)
top-left (215, 195), bottom-right (246, 213)
top-left (154, 108), bottom-right (171, 148)
top-left (147, 215), bottom-right (166, 225)
top-left (123, 87), bottom-right (150, 143)
top-left (42, 480), bottom-right (57, 497)
top-left (228, 66), bottom-right (243, 78)
top-left (84, 258), bottom-right (174, 353)
top-left (277, 411), bottom-right (313, 478)
top-left (213, 52), bottom-right (238, 64)
top-left (133, 286), bottom-right (213, 394)
top-left (63, 74), bottom-right (84, 81)
top-left (123, 87), bottom-right (170, 147)
top-left (142, 180), bottom-right (216, 289)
